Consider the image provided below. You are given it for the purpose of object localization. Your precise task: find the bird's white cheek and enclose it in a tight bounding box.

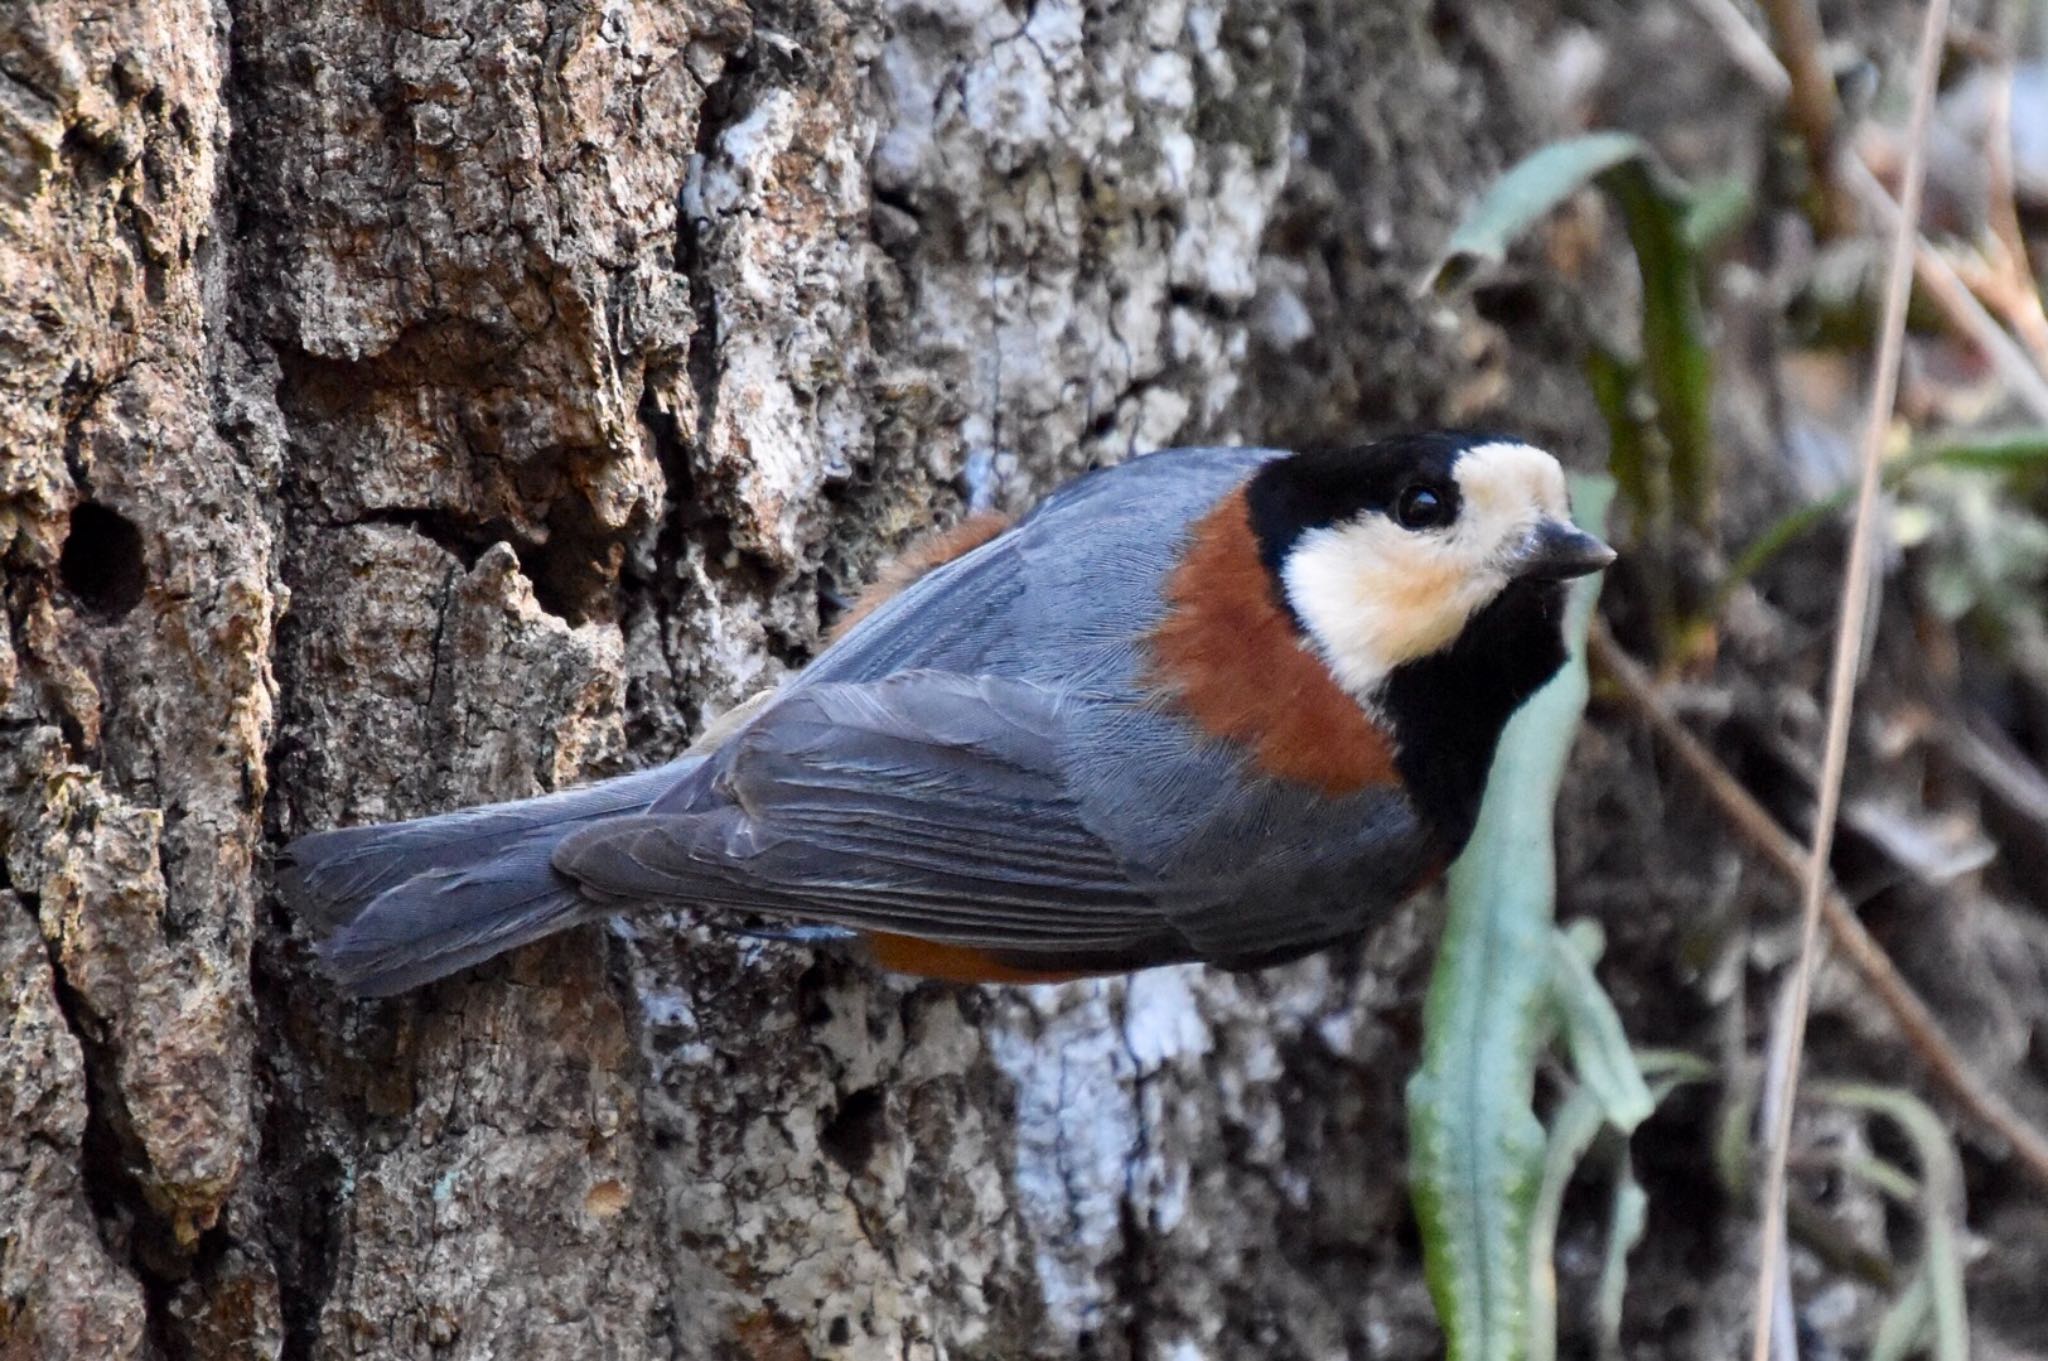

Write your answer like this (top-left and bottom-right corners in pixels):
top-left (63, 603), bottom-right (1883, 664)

top-left (1355, 556), bottom-right (1500, 664)
top-left (1283, 537), bottom-right (1497, 696)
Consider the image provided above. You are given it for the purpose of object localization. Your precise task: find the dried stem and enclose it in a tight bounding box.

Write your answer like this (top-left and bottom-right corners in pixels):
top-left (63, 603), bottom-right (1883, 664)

top-left (1706, 0), bottom-right (2048, 421)
top-left (1748, 6), bottom-right (1950, 1348)
top-left (1589, 622), bottom-right (2048, 1195)
top-left (1841, 155), bottom-right (2048, 423)
top-left (1756, 0), bottom-right (1848, 231)
top-left (1981, 68), bottom-right (2048, 368)
top-left (1689, 0), bottom-right (1794, 101)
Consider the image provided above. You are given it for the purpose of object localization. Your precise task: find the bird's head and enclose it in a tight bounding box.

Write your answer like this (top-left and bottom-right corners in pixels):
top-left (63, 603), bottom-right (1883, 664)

top-left (1246, 432), bottom-right (1614, 701)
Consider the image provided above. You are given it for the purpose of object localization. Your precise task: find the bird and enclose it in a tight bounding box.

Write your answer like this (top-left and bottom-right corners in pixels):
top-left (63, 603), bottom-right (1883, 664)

top-left (280, 432), bottom-right (1615, 996)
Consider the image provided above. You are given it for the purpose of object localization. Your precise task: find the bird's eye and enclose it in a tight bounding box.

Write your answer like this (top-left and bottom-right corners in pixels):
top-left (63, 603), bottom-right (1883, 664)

top-left (1395, 484), bottom-right (1450, 531)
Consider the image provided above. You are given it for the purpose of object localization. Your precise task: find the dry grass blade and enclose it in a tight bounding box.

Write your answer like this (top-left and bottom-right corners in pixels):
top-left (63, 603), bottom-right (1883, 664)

top-left (1687, 0), bottom-right (1794, 101)
top-left (1747, 4), bottom-right (1950, 1354)
top-left (1841, 155), bottom-right (2048, 424)
top-left (1982, 69), bottom-right (2048, 368)
top-left (1589, 622), bottom-right (2048, 1193)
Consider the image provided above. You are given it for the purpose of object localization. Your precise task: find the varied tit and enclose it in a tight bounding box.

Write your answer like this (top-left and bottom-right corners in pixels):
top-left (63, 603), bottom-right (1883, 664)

top-left (282, 432), bottom-right (1615, 996)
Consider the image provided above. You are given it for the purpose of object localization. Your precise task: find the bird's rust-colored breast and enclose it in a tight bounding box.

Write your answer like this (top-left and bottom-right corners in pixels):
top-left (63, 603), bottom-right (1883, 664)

top-left (1148, 487), bottom-right (1400, 795)
top-left (862, 931), bottom-right (1090, 984)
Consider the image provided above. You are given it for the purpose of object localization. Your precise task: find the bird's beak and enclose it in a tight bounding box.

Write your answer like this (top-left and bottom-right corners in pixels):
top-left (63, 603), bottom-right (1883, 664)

top-left (1510, 519), bottom-right (1617, 581)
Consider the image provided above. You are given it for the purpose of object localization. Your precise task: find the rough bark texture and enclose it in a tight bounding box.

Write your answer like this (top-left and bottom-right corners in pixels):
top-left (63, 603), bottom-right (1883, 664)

top-left (8, 0), bottom-right (2047, 1358)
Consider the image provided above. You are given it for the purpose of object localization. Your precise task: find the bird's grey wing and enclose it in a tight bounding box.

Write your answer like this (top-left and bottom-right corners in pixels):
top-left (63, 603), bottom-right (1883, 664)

top-left (551, 671), bottom-right (1177, 955)
top-left (1161, 783), bottom-right (1434, 966)
top-left (1062, 694), bottom-right (1440, 968)
top-left (799, 446), bottom-right (1285, 687)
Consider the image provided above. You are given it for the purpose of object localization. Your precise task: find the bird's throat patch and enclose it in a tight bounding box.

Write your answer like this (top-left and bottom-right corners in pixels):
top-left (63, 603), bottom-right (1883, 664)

top-left (1149, 488), bottom-right (1400, 795)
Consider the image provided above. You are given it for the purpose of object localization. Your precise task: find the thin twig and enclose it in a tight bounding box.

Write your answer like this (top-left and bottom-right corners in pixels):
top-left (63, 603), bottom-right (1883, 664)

top-left (1749, 4), bottom-right (1948, 1352)
top-left (1982, 68), bottom-right (2048, 367)
top-left (1704, 0), bottom-right (2048, 422)
top-left (1984, 71), bottom-right (2026, 272)
top-left (1688, 0), bottom-right (1794, 101)
top-left (1759, 979), bottom-right (1802, 1358)
top-left (1938, 716), bottom-right (2048, 833)
top-left (1589, 622), bottom-right (2048, 1195)
top-left (1757, 0), bottom-right (1844, 229)
top-left (1946, 245), bottom-right (2048, 375)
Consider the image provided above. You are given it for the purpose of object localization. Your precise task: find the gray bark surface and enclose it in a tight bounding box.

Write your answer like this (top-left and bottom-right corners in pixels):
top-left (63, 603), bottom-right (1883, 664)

top-left (11, 0), bottom-right (2046, 1357)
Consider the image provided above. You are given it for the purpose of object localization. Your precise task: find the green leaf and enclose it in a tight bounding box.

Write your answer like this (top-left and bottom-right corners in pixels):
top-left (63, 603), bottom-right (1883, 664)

top-left (1525, 1053), bottom-right (1704, 1361)
top-left (1428, 133), bottom-right (1652, 294)
top-left (1718, 428), bottom-right (2048, 607)
top-left (1526, 1085), bottom-right (1608, 1361)
top-left (1840, 1152), bottom-right (1922, 1206)
top-left (1408, 477), bottom-right (1614, 1361)
top-left (1813, 1083), bottom-right (1971, 1361)
top-left (1869, 1270), bottom-right (1934, 1361)
top-left (1429, 133), bottom-right (1715, 534)
top-left (1919, 426), bottom-right (2048, 471)
top-left (1595, 1157), bottom-right (1649, 1361)
top-left (1606, 164), bottom-right (1716, 534)
top-left (1584, 347), bottom-right (1649, 523)
top-left (1680, 175), bottom-right (1754, 253)
top-left (1631, 1047), bottom-right (1717, 1084)
top-left (1549, 929), bottom-right (1656, 1134)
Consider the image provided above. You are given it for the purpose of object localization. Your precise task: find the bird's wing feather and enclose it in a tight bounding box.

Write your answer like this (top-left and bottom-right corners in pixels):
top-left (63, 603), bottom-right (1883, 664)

top-left (552, 671), bottom-right (1173, 953)
top-left (798, 446), bottom-right (1283, 688)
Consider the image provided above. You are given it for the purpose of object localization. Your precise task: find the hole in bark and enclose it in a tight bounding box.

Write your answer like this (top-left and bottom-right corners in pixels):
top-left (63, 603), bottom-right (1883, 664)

top-left (60, 503), bottom-right (147, 618)
top-left (815, 577), bottom-right (856, 635)
top-left (818, 1086), bottom-right (886, 1174)
top-left (1470, 279), bottom-right (1547, 329)
top-left (794, 960), bottom-right (836, 1027)
top-left (527, 533), bottom-right (616, 627)
top-left (828, 1317), bottom-right (851, 1345)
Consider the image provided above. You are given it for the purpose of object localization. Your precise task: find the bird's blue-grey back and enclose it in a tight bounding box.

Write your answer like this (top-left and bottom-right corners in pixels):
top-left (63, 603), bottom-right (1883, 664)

top-left (800, 446), bottom-right (1278, 686)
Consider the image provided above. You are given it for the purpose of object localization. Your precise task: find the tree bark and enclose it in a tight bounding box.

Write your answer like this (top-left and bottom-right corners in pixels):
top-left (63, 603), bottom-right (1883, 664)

top-left (3, 0), bottom-right (1606, 1357)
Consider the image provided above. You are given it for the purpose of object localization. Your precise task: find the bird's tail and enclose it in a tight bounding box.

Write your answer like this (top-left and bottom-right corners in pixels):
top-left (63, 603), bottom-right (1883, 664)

top-left (278, 764), bottom-right (688, 996)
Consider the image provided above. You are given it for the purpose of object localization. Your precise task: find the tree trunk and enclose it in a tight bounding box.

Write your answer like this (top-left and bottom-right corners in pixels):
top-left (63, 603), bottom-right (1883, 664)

top-left (3, 1), bottom-right (1605, 1356)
